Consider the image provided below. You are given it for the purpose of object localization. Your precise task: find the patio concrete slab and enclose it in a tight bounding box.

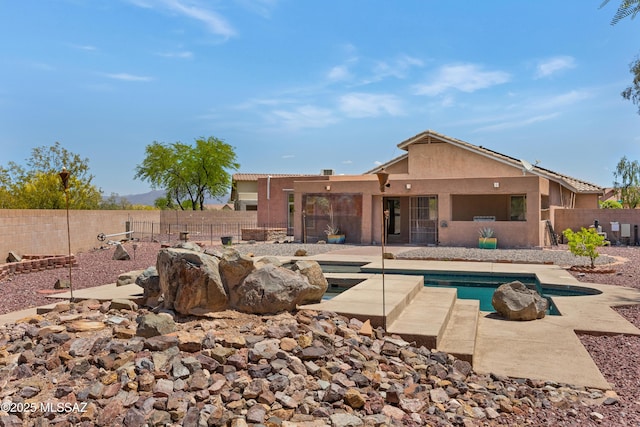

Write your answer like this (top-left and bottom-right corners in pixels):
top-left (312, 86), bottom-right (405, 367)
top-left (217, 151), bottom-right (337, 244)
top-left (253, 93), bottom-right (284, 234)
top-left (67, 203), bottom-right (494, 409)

top-left (473, 314), bottom-right (612, 389)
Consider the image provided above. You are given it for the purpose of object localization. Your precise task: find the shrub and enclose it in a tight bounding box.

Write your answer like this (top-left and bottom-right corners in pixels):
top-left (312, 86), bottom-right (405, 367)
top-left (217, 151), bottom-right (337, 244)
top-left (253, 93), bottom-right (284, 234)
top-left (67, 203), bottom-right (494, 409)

top-left (562, 227), bottom-right (606, 268)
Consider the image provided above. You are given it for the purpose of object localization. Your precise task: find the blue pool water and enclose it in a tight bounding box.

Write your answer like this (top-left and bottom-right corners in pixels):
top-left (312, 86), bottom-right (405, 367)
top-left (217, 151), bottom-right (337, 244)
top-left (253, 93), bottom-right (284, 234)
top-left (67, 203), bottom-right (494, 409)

top-left (321, 263), bottom-right (601, 315)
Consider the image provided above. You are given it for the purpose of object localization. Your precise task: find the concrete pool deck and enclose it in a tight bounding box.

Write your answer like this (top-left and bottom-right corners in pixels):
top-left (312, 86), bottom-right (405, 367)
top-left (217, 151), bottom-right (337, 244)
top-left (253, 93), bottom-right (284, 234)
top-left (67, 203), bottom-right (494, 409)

top-left (1, 244), bottom-right (639, 390)
top-left (300, 247), bottom-right (640, 390)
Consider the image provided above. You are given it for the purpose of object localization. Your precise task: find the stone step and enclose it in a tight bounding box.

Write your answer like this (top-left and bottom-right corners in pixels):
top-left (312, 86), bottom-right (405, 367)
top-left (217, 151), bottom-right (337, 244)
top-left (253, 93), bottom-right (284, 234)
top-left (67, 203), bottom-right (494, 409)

top-left (387, 287), bottom-right (457, 349)
top-left (437, 299), bottom-right (480, 364)
top-left (302, 274), bottom-right (424, 328)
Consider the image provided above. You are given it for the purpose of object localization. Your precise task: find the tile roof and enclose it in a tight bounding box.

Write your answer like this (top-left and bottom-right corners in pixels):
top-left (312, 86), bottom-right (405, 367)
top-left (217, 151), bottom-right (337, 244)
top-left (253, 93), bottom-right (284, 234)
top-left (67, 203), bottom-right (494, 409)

top-left (232, 173), bottom-right (310, 181)
top-left (369, 129), bottom-right (603, 194)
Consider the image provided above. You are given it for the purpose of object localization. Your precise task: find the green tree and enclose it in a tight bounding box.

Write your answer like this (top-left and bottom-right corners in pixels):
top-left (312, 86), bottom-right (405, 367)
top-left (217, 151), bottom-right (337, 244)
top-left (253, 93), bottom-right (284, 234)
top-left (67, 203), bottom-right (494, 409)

top-left (621, 57), bottom-right (640, 114)
top-left (613, 156), bottom-right (640, 208)
top-left (601, 0), bottom-right (640, 112)
top-left (563, 227), bottom-right (606, 268)
top-left (599, 199), bottom-right (623, 208)
top-left (100, 193), bottom-right (134, 210)
top-left (135, 137), bottom-right (239, 210)
top-left (0, 142), bottom-right (102, 209)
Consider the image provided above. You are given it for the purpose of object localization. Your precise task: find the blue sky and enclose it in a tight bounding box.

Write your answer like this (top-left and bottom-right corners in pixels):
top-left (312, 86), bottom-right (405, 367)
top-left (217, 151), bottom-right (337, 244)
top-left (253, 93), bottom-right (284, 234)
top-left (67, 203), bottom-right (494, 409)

top-left (1, 1), bottom-right (639, 196)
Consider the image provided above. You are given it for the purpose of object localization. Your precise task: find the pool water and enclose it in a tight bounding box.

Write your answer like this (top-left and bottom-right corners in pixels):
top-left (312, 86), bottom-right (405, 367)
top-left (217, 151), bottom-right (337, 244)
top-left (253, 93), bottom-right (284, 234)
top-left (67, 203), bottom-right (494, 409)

top-left (422, 273), bottom-right (561, 314)
top-left (318, 264), bottom-right (601, 315)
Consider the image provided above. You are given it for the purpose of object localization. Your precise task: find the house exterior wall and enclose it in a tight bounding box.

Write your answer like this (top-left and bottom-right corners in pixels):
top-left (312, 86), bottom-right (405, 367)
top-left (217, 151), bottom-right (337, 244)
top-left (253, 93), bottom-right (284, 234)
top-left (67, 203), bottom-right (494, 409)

top-left (255, 133), bottom-right (602, 249)
top-left (234, 180), bottom-right (258, 210)
top-left (407, 143), bottom-right (522, 178)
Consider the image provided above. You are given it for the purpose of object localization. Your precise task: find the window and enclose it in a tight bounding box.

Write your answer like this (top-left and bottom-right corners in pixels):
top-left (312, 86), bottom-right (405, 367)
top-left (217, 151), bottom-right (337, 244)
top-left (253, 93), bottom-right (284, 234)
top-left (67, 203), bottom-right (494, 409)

top-left (510, 195), bottom-right (526, 221)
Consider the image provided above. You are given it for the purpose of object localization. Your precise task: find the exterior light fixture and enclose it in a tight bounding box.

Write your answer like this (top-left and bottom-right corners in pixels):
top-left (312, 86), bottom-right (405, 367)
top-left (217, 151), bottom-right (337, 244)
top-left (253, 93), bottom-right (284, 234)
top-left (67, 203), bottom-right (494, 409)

top-left (494, 182), bottom-right (500, 188)
top-left (405, 183), bottom-right (411, 190)
top-left (325, 185), bottom-right (331, 191)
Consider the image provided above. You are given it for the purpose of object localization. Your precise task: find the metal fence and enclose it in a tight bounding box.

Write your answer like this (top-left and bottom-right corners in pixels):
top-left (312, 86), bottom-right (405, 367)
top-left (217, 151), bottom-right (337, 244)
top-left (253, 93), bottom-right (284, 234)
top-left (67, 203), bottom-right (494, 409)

top-left (127, 220), bottom-right (291, 245)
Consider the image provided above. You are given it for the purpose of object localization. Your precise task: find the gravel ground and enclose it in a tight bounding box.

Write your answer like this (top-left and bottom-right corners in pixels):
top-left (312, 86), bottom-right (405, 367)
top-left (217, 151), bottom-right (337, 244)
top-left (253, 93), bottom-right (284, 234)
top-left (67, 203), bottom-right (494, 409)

top-left (1, 241), bottom-right (640, 425)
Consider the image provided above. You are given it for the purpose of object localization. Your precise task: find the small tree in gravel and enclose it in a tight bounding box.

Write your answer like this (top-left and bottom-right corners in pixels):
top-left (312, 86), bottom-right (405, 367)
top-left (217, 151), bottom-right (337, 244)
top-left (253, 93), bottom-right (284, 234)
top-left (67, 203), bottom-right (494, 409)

top-left (562, 227), bottom-right (606, 268)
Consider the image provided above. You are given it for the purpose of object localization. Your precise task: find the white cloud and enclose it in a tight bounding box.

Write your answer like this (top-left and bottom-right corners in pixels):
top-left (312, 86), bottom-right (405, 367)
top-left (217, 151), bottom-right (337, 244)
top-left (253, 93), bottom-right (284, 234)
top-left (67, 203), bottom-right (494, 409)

top-left (474, 113), bottom-right (560, 132)
top-left (372, 54), bottom-right (423, 81)
top-left (157, 50), bottom-right (193, 59)
top-left (339, 93), bottom-right (403, 118)
top-left (271, 105), bottom-right (338, 130)
top-left (282, 154), bottom-right (295, 159)
top-left (327, 65), bottom-right (351, 82)
top-left (129, 0), bottom-right (236, 38)
top-left (342, 160), bottom-right (353, 164)
top-left (104, 73), bottom-right (153, 82)
top-left (535, 56), bottom-right (576, 78)
top-left (535, 90), bottom-right (590, 109)
top-left (414, 63), bottom-right (510, 96)
top-left (235, 0), bottom-right (279, 18)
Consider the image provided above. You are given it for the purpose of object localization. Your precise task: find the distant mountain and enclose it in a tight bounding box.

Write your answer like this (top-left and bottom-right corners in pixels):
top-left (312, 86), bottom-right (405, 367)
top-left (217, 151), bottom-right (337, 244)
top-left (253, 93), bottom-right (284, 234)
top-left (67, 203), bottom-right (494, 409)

top-left (108, 190), bottom-right (230, 206)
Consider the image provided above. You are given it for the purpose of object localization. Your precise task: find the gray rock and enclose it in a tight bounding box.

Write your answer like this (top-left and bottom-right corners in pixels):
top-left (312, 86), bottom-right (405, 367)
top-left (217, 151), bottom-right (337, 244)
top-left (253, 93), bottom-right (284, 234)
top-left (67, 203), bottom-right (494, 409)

top-left (110, 299), bottom-right (138, 311)
top-left (112, 243), bottom-right (131, 260)
top-left (233, 264), bottom-right (315, 314)
top-left (492, 281), bottom-right (548, 321)
top-left (7, 250), bottom-right (22, 263)
top-left (116, 269), bottom-right (145, 286)
top-left (290, 260), bottom-right (329, 303)
top-left (330, 413), bottom-right (364, 427)
top-left (136, 313), bottom-right (177, 338)
top-left (219, 248), bottom-right (255, 292)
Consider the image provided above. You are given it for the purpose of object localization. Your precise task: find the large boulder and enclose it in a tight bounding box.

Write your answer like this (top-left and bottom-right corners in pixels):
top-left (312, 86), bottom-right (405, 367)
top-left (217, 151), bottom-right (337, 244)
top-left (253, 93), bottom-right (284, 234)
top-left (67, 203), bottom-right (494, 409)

top-left (218, 248), bottom-right (255, 292)
top-left (492, 281), bottom-right (548, 321)
top-left (290, 260), bottom-right (328, 304)
top-left (232, 264), bottom-right (316, 314)
top-left (157, 248), bottom-right (228, 315)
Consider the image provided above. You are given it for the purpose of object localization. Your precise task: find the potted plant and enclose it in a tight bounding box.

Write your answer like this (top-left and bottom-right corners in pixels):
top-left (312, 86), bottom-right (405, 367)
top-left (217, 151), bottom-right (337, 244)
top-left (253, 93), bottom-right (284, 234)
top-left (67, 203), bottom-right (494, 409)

top-left (325, 205), bottom-right (345, 243)
top-left (478, 227), bottom-right (497, 249)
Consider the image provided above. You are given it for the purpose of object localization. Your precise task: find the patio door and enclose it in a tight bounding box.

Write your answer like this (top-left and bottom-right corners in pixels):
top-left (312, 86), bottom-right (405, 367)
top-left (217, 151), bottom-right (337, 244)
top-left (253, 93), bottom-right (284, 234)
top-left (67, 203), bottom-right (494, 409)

top-left (384, 198), bottom-right (403, 244)
top-left (410, 196), bottom-right (438, 244)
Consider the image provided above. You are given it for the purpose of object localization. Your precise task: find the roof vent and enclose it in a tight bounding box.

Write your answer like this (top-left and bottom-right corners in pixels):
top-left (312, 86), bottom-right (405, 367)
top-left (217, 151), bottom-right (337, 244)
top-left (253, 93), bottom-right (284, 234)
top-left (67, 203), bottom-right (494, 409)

top-left (321, 169), bottom-right (334, 176)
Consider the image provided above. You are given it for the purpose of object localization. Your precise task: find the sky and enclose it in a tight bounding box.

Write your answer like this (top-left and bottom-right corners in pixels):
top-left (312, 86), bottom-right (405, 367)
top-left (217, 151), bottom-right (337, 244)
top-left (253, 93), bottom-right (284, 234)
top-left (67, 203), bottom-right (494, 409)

top-left (1, 1), bottom-right (640, 196)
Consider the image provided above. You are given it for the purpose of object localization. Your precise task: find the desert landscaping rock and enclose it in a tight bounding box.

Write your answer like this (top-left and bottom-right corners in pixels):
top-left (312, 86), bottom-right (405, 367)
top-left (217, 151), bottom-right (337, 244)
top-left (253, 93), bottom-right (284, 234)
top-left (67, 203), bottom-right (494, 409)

top-left (1, 241), bottom-right (639, 425)
top-left (491, 280), bottom-right (548, 320)
top-left (0, 299), bottom-right (620, 426)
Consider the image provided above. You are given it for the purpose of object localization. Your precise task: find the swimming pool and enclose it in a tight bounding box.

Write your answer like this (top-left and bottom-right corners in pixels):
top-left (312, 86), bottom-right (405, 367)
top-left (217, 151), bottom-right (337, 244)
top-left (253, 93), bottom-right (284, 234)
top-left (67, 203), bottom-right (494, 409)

top-left (319, 263), bottom-right (601, 315)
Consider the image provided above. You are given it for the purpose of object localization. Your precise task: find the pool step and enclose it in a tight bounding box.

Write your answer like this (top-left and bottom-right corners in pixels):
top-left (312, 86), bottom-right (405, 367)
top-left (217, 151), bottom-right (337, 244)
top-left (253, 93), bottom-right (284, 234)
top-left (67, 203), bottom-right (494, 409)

top-left (301, 274), bottom-right (424, 328)
top-left (387, 287), bottom-right (457, 349)
top-left (436, 299), bottom-right (480, 363)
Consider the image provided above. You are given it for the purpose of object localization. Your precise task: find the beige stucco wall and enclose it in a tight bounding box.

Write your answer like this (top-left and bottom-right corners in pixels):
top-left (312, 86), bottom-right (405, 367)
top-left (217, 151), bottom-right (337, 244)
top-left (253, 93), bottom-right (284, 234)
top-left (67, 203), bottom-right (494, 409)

top-left (407, 143), bottom-right (522, 179)
top-left (0, 210), bottom-right (160, 257)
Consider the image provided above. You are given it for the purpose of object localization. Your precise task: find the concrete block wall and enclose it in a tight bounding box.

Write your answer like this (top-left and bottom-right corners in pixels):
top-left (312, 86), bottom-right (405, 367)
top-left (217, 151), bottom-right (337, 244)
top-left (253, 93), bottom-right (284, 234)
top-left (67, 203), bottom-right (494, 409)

top-left (0, 209), bottom-right (160, 259)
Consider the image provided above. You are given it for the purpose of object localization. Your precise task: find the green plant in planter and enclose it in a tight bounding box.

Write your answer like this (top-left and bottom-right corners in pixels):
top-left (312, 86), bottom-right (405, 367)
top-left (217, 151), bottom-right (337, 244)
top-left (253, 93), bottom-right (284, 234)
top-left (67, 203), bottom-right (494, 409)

top-left (478, 227), bottom-right (497, 249)
top-left (324, 204), bottom-right (345, 243)
top-left (562, 227), bottom-right (605, 268)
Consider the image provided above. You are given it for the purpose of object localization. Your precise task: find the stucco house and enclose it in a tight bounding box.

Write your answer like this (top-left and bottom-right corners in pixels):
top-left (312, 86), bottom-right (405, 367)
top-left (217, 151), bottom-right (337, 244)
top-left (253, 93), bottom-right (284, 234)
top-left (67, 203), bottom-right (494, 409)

top-left (256, 130), bottom-right (604, 248)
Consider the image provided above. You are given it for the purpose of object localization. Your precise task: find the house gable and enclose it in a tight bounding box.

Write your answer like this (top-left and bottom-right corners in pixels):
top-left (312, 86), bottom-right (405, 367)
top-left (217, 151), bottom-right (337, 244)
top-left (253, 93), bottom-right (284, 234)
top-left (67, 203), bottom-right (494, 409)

top-left (406, 139), bottom-right (522, 179)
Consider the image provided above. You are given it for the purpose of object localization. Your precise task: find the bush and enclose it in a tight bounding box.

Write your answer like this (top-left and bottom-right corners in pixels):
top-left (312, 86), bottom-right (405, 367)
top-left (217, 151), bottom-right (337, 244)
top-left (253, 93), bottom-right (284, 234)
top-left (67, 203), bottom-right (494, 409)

top-left (562, 227), bottom-right (605, 268)
top-left (599, 199), bottom-right (623, 209)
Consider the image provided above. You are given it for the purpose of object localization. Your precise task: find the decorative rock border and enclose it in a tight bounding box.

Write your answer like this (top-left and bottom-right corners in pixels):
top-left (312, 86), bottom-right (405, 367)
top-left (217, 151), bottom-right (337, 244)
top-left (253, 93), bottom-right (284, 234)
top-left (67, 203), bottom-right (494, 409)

top-left (0, 254), bottom-right (77, 282)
